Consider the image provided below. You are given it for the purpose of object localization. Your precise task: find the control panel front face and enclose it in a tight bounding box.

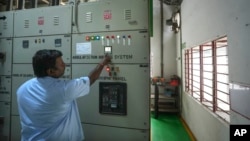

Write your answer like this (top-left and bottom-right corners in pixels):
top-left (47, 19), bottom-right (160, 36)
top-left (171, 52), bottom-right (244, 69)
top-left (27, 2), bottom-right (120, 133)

top-left (74, 0), bottom-right (148, 33)
top-left (0, 102), bottom-right (10, 141)
top-left (13, 35), bottom-right (71, 64)
top-left (14, 6), bottom-right (72, 37)
top-left (0, 11), bottom-right (14, 38)
top-left (72, 30), bottom-right (149, 64)
top-left (0, 76), bottom-right (11, 102)
top-left (74, 64), bottom-right (150, 129)
top-left (0, 38), bottom-right (12, 75)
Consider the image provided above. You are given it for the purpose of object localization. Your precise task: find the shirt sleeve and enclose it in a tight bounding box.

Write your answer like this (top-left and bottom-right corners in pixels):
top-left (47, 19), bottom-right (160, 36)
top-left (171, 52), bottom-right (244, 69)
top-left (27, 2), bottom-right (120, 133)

top-left (63, 77), bottom-right (90, 101)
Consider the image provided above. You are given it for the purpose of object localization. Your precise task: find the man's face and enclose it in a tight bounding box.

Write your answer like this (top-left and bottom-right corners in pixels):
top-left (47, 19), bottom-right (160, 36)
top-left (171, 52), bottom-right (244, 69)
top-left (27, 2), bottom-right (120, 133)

top-left (49, 57), bottom-right (65, 78)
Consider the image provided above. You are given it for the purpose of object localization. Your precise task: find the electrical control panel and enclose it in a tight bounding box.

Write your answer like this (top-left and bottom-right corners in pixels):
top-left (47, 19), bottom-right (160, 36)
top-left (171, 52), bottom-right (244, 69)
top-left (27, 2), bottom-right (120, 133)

top-left (0, 38), bottom-right (12, 75)
top-left (0, 102), bottom-right (10, 141)
top-left (0, 11), bottom-right (12, 139)
top-left (74, 64), bottom-right (150, 129)
top-left (0, 76), bottom-right (11, 102)
top-left (0, 11), bottom-right (14, 38)
top-left (99, 82), bottom-right (127, 115)
top-left (1, 0), bottom-right (150, 140)
top-left (13, 35), bottom-right (71, 64)
top-left (73, 0), bottom-right (148, 33)
top-left (14, 6), bottom-right (72, 37)
top-left (71, 30), bottom-right (149, 64)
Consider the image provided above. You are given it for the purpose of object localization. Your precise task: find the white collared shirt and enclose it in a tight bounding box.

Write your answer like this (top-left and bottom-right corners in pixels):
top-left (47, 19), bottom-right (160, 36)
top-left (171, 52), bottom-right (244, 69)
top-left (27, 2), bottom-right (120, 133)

top-left (17, 76), bottom-right (90, 141)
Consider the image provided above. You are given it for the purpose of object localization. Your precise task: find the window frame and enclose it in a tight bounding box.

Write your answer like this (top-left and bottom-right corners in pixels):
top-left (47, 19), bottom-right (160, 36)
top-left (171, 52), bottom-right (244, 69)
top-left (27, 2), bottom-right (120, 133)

top-left (184, 36), bottom-right (230, 122)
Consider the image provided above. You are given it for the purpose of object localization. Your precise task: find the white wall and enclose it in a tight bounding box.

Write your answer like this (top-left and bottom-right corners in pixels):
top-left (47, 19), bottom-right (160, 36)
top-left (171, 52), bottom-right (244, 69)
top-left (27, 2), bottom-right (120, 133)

top-left (182, 0), bottom-right (250, 85)
top-left (150, 0), bottom-right (177, 80)
top-left (181, 0), bottom-right (250, 141)
top-left (182, 94), bottom-right (229, 141)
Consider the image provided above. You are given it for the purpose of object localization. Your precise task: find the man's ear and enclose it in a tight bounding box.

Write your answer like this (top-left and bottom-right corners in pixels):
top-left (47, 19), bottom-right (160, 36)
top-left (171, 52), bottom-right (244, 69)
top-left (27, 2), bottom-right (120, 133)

top-left (47, 68), bottom-right (55, 76)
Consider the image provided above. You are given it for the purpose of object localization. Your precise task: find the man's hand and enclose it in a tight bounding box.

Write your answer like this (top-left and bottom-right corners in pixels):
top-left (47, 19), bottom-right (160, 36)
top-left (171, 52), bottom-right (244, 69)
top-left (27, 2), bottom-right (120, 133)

top-left (101, 54), bottom-right (112, 66)
top-left (88, 54), bottom-right (112, 85)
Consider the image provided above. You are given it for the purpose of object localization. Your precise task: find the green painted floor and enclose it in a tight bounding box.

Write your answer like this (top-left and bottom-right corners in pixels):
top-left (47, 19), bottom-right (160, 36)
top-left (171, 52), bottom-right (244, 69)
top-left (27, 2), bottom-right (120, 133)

top-left (151, 113), bottom-right (192, 141)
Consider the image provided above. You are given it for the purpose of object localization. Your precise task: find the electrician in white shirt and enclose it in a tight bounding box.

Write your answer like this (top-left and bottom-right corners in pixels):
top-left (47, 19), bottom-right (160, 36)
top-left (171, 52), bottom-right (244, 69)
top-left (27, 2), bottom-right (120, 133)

top-left (17, 49), bottom-right (111, 141)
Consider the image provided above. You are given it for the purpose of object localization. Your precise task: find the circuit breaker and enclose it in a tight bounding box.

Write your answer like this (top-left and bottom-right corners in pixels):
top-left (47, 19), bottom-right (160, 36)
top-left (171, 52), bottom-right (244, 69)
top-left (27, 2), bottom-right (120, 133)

top-left (99, 82), bottom-right (127, 115)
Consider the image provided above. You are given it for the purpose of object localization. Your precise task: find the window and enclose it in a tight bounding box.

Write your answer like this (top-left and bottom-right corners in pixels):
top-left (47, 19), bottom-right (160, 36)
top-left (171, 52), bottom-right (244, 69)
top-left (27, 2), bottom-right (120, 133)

top-left (185, 36), bottom-right (230, 122)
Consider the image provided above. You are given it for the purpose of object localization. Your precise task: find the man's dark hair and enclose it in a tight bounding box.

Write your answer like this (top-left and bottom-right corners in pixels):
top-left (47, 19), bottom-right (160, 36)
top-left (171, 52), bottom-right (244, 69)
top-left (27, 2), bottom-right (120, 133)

top-left (32, 49), bottom-right (63, 77)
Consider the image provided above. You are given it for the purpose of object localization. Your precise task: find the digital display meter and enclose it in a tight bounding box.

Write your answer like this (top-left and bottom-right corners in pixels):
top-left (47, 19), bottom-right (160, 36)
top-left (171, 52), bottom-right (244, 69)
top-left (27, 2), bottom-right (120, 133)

top-left (104, 46), bottom-right (112, 54)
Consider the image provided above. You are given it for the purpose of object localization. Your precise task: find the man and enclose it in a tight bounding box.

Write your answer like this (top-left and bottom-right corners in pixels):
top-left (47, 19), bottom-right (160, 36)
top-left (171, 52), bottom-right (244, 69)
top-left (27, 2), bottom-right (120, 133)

top-left (16, 49), bottom-right (111, 141)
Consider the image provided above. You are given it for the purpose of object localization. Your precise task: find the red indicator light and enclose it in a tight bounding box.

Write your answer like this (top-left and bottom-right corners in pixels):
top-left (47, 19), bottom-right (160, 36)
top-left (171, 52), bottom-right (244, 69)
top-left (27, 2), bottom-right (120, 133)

top-left (106, 36), bottom-right (110, 39)
top-left (111, 35), bottom-right (115, 39)
top-left (128, 35), bottom-right (131, 38)
top-left (86, 36), bottom-right (90, 41)
top-left (106, 66), bottom-right (110, 72)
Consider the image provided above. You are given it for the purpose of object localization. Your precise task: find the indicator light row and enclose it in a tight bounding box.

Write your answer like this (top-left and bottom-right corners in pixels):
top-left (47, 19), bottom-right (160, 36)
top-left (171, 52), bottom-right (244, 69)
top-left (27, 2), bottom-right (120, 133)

top-left (85, 35), bottom-right (131, 41)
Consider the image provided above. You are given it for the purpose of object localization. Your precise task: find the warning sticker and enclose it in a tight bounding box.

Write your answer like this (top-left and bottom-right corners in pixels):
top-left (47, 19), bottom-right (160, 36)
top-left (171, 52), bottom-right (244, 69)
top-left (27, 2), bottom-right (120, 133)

top-left (103, 10), bottom-right (112, 20)
top-left (38, 17), bottom-right (44, 25)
